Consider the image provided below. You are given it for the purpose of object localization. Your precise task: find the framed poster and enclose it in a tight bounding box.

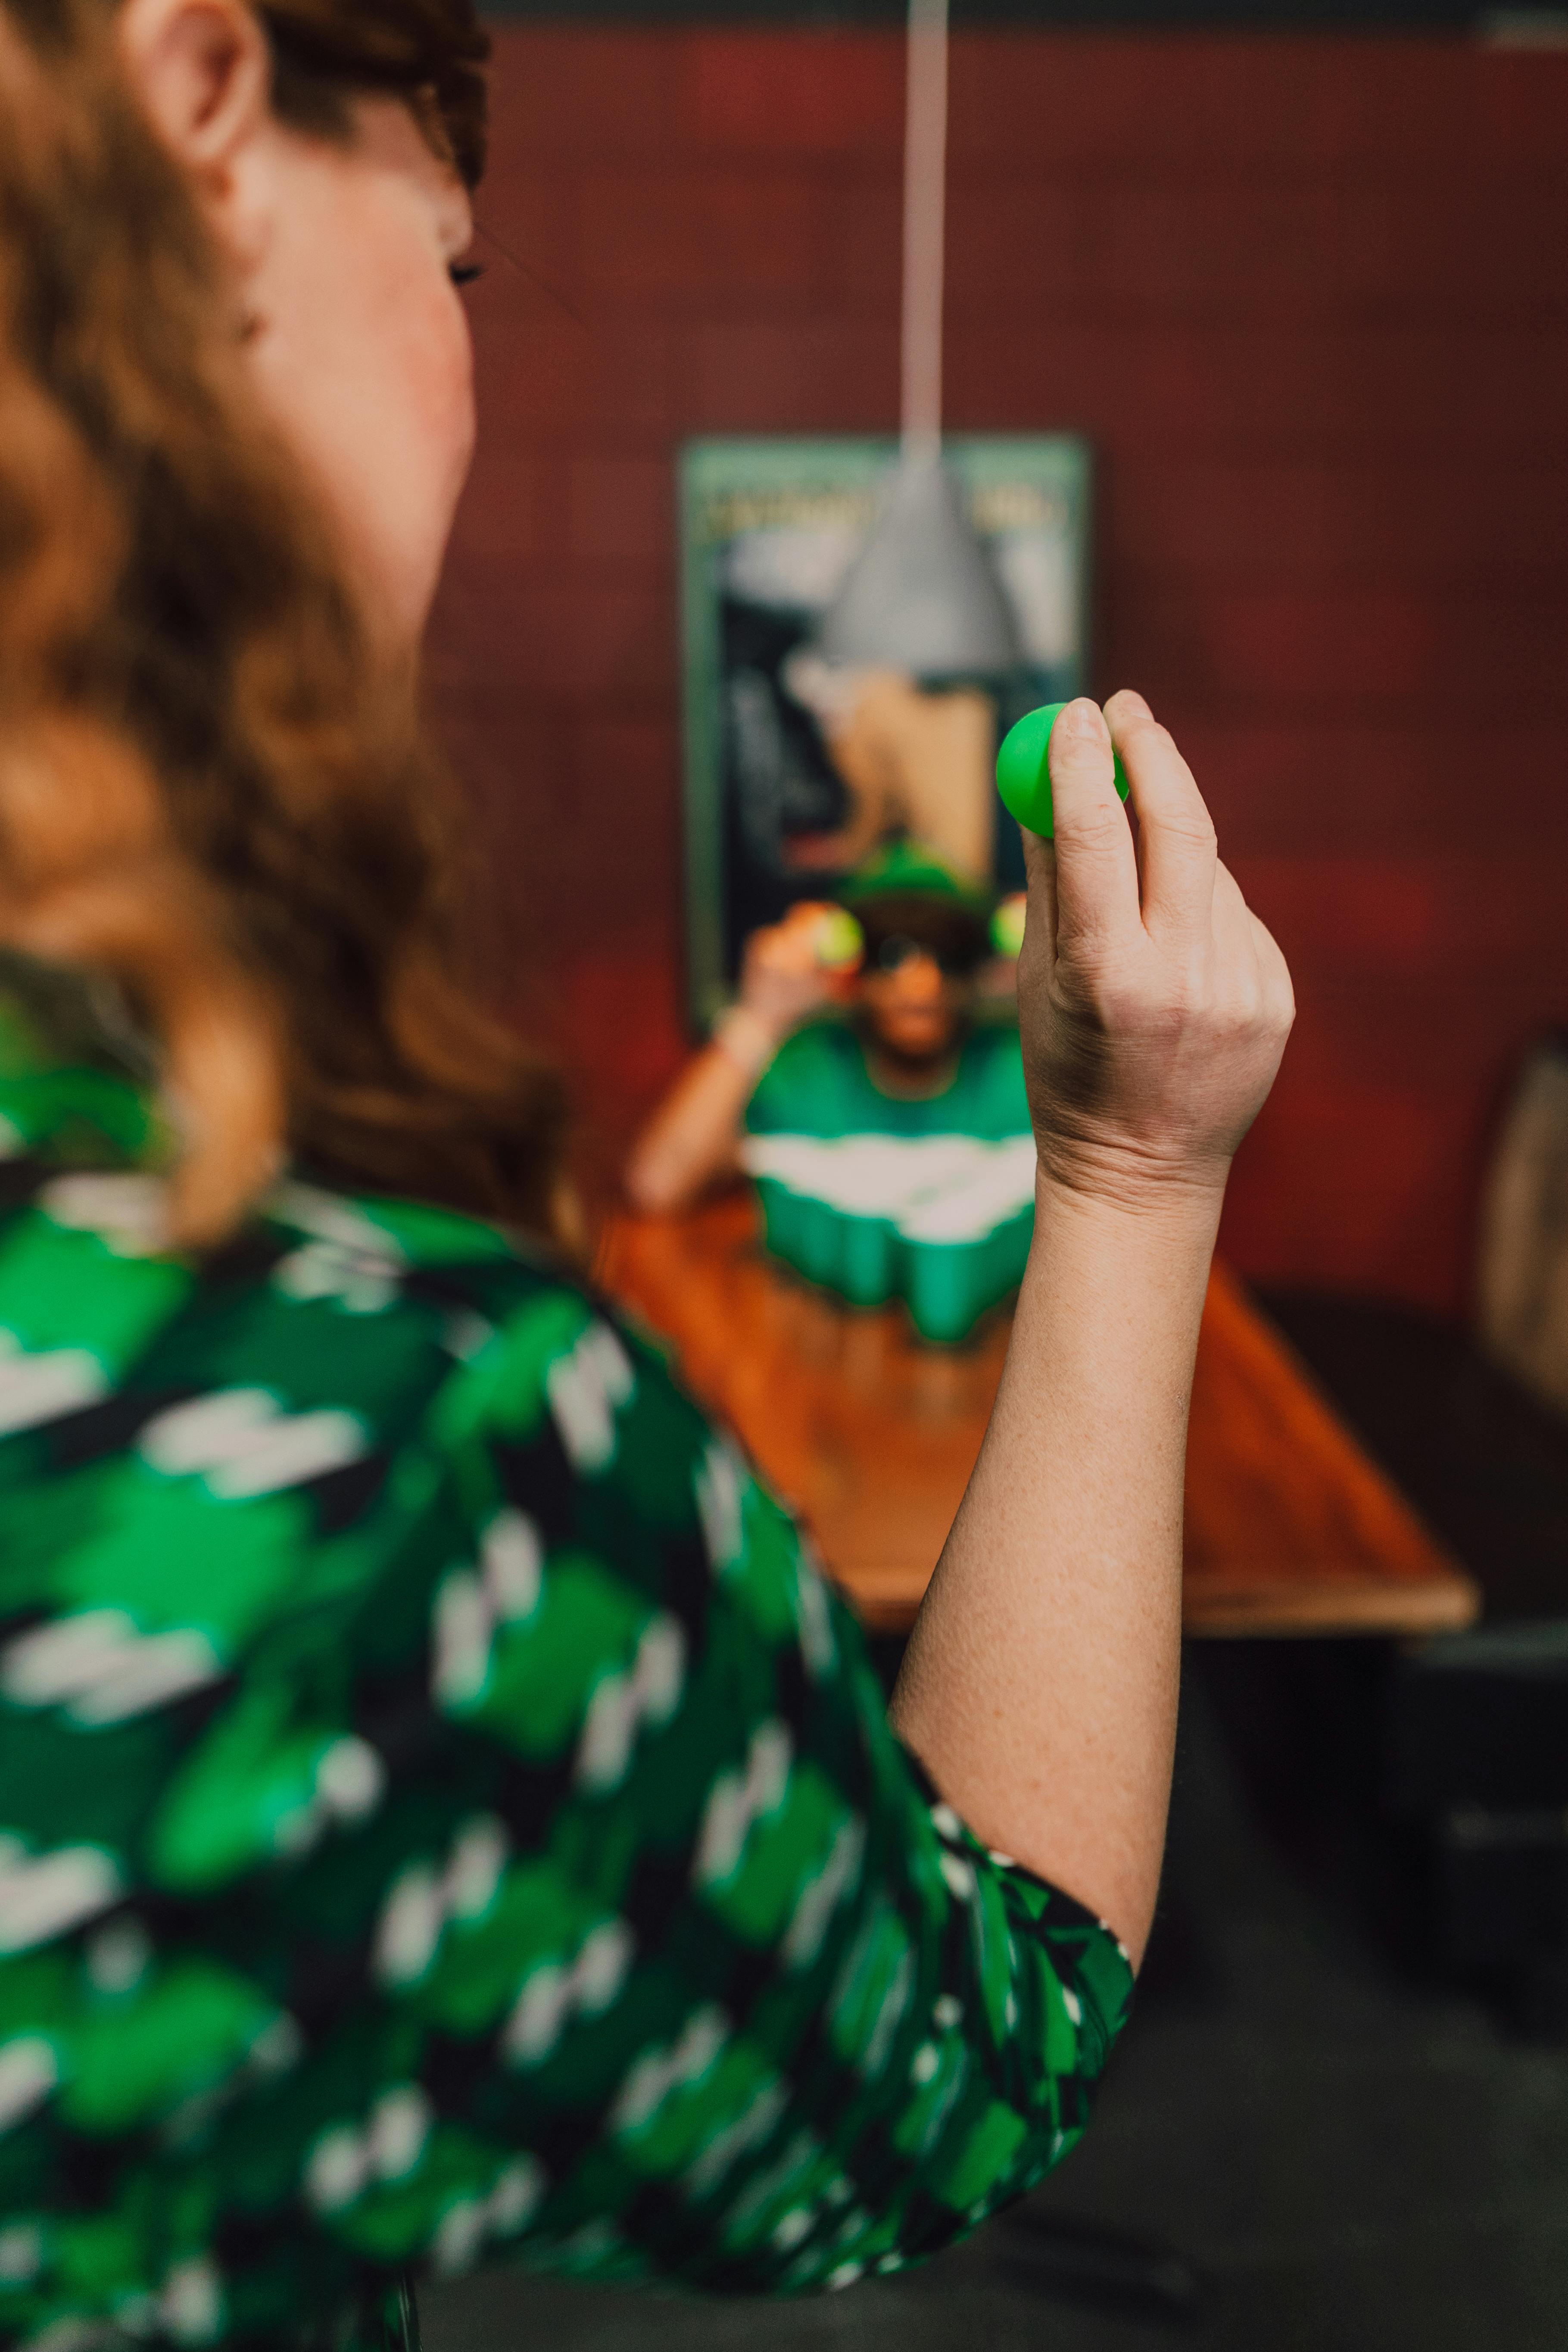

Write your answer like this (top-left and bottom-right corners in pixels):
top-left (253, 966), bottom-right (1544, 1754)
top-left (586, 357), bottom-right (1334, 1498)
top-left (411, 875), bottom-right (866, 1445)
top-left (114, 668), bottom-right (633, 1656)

top-left (678, 433), bottom-right (1094, 1030)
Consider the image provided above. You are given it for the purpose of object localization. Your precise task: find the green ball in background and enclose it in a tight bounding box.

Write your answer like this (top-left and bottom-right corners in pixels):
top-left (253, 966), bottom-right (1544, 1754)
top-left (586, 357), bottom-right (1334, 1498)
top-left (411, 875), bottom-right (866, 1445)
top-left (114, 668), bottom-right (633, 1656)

top-left (815, 908), bottom-right (864, 972)
top-left (995, 702), bottom-right (1131, 839)
top-left (990, 894), bottom-right (1027, 960)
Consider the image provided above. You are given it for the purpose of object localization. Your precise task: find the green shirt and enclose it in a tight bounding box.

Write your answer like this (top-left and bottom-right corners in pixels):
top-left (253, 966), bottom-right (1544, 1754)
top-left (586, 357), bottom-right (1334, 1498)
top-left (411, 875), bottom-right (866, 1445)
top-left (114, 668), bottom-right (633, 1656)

top-left (743, 1021), bottom-right (1035, 1343)
top-left (0, 986), bottom-right (1128, 2349)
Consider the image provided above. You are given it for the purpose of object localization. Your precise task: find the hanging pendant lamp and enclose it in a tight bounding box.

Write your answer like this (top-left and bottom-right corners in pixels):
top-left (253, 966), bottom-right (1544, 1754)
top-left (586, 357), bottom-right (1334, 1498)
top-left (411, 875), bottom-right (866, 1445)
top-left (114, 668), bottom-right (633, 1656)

top-left (813, 0), bottom-right (1019, 680)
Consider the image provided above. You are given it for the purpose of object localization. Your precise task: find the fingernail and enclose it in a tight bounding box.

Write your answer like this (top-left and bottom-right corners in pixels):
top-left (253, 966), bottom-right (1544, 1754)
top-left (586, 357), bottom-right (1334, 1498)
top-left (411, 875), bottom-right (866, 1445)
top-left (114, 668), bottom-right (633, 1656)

top-left (1057, 699), bottom-right (1099, 741)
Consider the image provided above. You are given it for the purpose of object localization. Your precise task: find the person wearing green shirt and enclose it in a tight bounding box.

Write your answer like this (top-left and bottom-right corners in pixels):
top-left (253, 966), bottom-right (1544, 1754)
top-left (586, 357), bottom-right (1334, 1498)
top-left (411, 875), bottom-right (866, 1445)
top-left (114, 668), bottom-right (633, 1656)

top-left (758, 847), bottom-right (1033, 1341)
top-left (0, 2), bottom-right (1294, 2347)
top-left (627, 847), bottom-right (1038, 1338)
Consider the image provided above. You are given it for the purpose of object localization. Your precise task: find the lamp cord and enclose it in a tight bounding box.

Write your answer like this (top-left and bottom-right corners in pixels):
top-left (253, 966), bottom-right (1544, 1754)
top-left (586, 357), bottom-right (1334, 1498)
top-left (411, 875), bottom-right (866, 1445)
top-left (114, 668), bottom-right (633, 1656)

top-left (901, 0), bottom-right (950, 462)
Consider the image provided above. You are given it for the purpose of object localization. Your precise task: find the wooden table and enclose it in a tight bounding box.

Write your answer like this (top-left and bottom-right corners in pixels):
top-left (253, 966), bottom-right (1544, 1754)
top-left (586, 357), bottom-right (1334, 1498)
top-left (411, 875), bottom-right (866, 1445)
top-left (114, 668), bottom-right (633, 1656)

top-left (599, 1192), bottom-right (1478, 1639)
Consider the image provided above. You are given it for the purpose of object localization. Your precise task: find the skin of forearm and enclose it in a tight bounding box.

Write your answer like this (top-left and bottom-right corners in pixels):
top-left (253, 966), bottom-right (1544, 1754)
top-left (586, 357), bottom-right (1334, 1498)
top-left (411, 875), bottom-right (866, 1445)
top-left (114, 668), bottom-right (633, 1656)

top-left (623, 1042), bottom-right (756, 1213)
top-left (890, 1170), bottom-right (1223, 1968)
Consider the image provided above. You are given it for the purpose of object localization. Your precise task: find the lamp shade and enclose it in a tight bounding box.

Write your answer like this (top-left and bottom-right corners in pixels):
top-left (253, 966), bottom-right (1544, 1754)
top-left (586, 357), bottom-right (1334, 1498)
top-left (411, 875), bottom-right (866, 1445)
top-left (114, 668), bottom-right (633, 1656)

top-left (814, 450), bottom-right (1021, 680)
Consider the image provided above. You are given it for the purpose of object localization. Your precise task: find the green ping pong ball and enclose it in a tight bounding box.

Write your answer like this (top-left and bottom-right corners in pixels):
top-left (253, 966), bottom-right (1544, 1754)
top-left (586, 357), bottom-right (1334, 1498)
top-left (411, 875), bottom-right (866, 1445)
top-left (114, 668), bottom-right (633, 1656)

top-left (815, 908), bottom-right (863, 973)
top-left (995, 702), bottom-right (1131, 840)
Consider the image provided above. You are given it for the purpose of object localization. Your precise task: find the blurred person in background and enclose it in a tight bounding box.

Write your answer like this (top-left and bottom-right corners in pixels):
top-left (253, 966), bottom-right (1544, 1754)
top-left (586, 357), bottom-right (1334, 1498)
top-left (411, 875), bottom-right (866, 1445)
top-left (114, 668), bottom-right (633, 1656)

top-left (0, 6), bottom-right (1292, 2352)
top-left (625, 845), bottom-right (1026, 1220)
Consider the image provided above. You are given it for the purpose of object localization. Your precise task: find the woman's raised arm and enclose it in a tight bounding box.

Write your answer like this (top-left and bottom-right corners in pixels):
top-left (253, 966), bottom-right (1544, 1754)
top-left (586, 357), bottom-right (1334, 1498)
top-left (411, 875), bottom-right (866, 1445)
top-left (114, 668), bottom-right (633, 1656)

top-left (891, 692), bottom-right (1294, 1965)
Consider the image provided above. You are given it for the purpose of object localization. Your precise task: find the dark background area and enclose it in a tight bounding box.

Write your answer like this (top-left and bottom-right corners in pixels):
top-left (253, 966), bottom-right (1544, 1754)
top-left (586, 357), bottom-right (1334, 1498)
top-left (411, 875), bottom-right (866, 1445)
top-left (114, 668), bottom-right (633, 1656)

top-left (428, 22), bottom-right (1568, 1317)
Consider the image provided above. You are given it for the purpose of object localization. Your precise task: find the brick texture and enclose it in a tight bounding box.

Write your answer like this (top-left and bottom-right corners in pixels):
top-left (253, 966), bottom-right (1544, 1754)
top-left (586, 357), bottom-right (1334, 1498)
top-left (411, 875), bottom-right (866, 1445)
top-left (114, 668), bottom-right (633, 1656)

top-left (429, 27), bottom-right (1568, 1313)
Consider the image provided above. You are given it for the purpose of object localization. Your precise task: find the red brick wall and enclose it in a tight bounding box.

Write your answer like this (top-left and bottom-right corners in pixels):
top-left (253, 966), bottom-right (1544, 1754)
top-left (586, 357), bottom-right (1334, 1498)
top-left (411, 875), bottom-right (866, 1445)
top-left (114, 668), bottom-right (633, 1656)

top-left (428, 27), bottom-right (1568, 1314)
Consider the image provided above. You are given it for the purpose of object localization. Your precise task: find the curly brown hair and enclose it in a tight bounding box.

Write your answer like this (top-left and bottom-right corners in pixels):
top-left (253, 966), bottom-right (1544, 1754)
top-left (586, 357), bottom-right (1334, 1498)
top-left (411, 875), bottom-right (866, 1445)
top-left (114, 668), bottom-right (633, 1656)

top-left (0, 0), bottom-right (566, 1248)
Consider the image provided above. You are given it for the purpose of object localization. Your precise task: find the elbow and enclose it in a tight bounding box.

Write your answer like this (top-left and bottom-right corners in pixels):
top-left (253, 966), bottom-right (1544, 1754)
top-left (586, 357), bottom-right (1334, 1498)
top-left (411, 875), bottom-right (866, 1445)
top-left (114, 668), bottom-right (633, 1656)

top-left (623, 1151), bottom-right (688, 1218)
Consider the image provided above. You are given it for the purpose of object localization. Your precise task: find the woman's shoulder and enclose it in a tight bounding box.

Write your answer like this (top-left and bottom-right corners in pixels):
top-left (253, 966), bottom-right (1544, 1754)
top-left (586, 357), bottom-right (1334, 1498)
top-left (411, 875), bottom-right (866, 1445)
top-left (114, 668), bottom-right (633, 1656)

top-left (262, 1177), bottom-right (698, 1425)
top-left (0, 1167), bottom-right (726, 1756)
top-left (0, 1157), bottom-right (711, 1511)
top-left (257, 1180), bottom-right (730, 1543)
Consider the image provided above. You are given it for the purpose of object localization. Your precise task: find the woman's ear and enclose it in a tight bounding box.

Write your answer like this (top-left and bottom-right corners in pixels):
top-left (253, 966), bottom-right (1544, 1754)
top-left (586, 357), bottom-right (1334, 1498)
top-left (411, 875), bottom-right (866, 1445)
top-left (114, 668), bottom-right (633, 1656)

top-left (116, 0), bottom-right (273, 265)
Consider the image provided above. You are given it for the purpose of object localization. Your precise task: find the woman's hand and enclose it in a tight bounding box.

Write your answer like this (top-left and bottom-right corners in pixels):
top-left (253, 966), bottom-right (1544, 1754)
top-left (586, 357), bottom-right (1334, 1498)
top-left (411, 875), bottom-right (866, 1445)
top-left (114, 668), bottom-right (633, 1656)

top-left (898, 691), bottom-right (1291, 1962)
top-left (739, 901), bottom-right (844, 1044)
top-left (1016, 692), bottom-right (1294, 1213)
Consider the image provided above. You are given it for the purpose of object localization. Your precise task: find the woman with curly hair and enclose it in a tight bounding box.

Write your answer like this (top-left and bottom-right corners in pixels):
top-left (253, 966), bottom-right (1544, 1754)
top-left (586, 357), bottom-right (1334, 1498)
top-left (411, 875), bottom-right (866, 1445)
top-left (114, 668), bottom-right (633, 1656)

top-left (0, 3), bottom-right (1292, 2345)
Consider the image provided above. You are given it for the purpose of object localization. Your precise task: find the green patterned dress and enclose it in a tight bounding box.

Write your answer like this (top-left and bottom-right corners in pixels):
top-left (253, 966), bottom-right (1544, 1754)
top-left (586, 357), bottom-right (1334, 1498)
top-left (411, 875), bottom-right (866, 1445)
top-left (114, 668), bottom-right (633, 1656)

top-left (0, 974), bottom-right (1132, 2349)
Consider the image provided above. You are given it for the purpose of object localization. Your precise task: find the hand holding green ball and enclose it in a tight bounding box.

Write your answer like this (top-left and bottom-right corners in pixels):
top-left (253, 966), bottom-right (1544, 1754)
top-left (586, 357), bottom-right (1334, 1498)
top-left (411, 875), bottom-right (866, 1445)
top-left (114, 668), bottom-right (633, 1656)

top-left (995, 702), bottom-right (1130, 840)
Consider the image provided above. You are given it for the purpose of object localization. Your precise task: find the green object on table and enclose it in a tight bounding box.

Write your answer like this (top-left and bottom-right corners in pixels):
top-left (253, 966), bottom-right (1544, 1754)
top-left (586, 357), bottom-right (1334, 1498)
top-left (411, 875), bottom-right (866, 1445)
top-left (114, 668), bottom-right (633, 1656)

top-left (995, 702), bottom-right (1130, 839)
